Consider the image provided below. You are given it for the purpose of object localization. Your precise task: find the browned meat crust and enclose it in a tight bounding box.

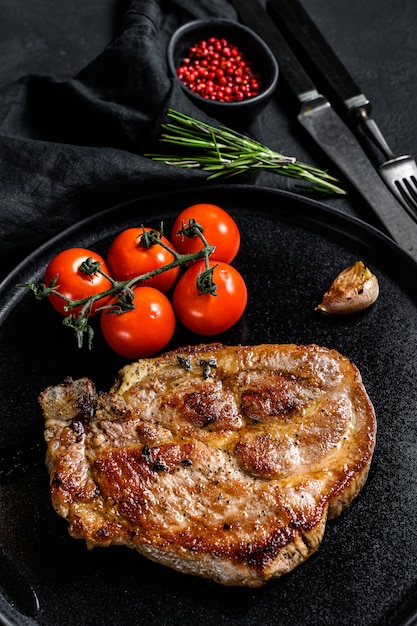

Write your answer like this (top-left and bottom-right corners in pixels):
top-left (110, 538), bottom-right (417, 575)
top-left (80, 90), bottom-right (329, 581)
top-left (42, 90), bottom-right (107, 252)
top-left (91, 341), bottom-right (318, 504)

top-left (39, 343), bottom-right (376, 587)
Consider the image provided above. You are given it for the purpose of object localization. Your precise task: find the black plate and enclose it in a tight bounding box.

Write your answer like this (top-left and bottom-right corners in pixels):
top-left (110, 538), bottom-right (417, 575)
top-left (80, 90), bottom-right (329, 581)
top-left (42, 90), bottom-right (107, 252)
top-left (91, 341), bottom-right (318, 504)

top-left (1, 184), bottom-right (417, 626)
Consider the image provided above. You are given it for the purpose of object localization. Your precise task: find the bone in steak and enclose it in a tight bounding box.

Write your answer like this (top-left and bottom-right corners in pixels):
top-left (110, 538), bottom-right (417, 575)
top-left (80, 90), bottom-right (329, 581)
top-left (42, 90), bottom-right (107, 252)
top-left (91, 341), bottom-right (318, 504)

top-left (39, 343), bottom-right (376, 587)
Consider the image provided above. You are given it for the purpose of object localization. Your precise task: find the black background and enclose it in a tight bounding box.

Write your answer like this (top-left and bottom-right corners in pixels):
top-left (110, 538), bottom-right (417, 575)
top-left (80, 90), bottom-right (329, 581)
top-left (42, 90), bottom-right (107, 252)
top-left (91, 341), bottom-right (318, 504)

top-left (1, 0), bottom-right (417, 277)
top-left (1, 1), bottom-right (417, 625)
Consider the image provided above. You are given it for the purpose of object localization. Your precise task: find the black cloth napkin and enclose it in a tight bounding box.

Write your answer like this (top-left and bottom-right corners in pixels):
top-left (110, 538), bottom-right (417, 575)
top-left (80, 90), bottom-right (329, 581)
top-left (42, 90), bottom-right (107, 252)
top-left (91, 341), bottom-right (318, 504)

top-left (0, 0), bottom-right (241, 278)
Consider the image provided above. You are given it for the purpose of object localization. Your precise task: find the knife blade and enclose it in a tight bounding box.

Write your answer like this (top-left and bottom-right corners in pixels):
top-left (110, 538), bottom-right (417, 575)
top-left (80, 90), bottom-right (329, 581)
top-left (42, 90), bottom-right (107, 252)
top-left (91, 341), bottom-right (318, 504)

top-left (228, 0), bottom-right (417, 261)
top-left (266, 0), bottom-right (397, 160)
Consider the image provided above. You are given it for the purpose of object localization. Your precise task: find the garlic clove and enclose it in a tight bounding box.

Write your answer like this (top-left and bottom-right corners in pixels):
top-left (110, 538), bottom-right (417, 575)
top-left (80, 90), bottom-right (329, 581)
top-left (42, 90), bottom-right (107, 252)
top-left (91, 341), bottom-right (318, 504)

top-left (315, 261), bottom-right (379, 315)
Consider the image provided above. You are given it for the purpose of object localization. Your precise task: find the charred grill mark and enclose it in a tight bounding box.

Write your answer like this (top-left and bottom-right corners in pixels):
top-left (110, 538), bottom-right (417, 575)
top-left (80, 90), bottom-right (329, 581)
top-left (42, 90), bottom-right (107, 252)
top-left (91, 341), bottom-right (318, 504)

top-left (182, 387), bottom-right (240, 430)
top-left (51, 475), bottom-right (62, 489)
top-left (183, 390), bottom-right (222, 427)
top-left (149, 461), bottom-right (169, 472)
top-left (95, 527), bottom-right (109, 540)
top-left (168, 517), bottom-right (296, 568)
top-left (51, 470), bottom-right (100, 502)
top-left (141, 443), bottom-right (151, 461)
top-left (75, 392), bottom-right (96, 424)
top-left (245, 526), bottom-right (295, 569)
top-left (96, 393), bottom-right (135, 420)
top-left (140, 444), bottom-right (169, 472)
top-left (235, 433), bottom-right (284, 478)
top-left (202, 415), bottom-right (217, 428)
top-left (241, 386), bottom-right (300, 423)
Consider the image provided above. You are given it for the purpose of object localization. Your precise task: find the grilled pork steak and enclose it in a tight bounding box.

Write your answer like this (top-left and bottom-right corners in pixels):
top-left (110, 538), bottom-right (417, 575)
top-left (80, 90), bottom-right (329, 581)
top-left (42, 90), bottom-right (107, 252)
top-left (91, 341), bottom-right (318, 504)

top-left (39, 343), bottom-right (376, 587)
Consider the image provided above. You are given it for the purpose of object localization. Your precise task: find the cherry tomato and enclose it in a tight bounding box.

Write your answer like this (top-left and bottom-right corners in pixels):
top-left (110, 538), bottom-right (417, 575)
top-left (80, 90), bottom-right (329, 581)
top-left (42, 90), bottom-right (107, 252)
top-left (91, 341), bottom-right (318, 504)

top-left (44, 248), bottom-right (112, 316)
top-left (173, 261), bottom-right (247, 335)
top-left (106, 227), bottom-right (180, 292)
top-left (100, 286), bottom-right (176, 359)
top-left (171, 204), bottom-right (240, 264)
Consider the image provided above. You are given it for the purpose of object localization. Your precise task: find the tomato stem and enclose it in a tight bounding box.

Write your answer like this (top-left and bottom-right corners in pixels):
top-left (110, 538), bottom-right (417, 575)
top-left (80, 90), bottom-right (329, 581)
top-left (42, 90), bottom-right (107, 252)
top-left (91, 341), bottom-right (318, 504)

top-left (20, 221), bottom-right (217, 349)
top-left (62, 245), bottom-right (215, 312)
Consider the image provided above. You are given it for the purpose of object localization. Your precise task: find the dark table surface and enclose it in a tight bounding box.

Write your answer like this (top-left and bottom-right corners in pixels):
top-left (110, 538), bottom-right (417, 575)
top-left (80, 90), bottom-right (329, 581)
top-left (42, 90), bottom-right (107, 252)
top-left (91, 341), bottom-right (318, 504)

top-left (0, 0), bottom-right (417, 260)
top-left (1, 0), bottom-right (417, 232)
top-left (1, 2), bottom-right (417, 626)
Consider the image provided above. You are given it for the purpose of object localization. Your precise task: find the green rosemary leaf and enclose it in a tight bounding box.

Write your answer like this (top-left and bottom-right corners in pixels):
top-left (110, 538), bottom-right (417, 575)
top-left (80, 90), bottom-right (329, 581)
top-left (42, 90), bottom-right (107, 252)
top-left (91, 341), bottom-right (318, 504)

top-left (147, 109), bottom-right (346, 195)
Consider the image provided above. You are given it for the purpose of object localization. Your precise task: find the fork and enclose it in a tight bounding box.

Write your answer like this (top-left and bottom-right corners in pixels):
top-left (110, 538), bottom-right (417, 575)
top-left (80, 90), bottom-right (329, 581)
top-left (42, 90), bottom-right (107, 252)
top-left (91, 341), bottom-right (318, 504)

top-left (268, 0), bottom-right (417, 216)
top-left (350, 106), bottom-right (417, 215)
top-left (370, 127), bottom-right (417, 215)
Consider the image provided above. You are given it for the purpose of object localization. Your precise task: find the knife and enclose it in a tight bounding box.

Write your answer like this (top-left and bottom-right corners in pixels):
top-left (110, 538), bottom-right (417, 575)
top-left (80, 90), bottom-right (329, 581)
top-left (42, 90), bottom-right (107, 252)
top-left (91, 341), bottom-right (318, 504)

top-left (267, 0), bottom-right (395, 159)
top-left (228, 0), bottom-right (417, 261)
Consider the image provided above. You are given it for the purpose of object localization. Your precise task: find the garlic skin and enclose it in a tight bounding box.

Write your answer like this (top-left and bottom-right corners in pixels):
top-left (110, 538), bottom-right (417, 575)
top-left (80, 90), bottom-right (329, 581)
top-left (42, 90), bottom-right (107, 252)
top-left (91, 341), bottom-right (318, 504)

top-left (315, 261), bottom-right (379, 315)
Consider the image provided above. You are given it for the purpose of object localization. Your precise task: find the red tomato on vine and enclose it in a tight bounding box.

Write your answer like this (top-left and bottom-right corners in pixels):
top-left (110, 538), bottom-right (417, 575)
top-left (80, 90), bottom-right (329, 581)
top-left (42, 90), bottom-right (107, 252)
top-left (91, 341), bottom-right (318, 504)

top-left (106, 227), bottom-right (180, 292)
top-left (171, 204), bottom-right (240, 264)
top-left (100, 286), bottom-right (176, 359)
top-left (44, 248), bottom-right (112, 316)
top-left (173, 260), bottom-right (247, 335)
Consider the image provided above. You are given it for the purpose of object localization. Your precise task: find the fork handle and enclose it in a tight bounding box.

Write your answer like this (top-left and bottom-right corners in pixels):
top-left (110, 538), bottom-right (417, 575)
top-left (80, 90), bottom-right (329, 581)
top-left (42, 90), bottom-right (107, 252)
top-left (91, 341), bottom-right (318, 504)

top-left (361, 118), bottom-right (395, 160)
top-left (267, 0), bottom-right (396, 159)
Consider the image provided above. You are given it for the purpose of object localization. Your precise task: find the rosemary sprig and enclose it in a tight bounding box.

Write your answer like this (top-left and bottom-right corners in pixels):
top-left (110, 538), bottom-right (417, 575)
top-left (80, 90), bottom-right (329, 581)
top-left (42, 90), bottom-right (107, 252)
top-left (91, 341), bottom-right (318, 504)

top-left (147, 109), bottom-right (345, 196)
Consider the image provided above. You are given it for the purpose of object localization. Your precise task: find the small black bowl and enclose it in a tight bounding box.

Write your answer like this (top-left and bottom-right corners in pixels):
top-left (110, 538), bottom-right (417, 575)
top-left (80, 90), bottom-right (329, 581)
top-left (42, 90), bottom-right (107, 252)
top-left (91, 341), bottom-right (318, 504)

top-left (167, 19), bottom-right (279, 126)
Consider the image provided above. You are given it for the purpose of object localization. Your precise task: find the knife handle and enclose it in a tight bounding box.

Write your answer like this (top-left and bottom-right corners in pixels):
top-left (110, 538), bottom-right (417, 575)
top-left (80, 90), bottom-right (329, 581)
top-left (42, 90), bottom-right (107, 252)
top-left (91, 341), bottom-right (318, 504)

top-left (228, 0), bottom-right (319, 100)
top-left (267, 0), bottom-right (371, 119)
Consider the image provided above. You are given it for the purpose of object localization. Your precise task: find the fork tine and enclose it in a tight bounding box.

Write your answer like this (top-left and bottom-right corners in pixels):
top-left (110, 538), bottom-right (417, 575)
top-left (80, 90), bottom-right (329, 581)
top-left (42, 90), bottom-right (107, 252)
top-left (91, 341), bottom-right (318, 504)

top-left (405, 175), bottom-right (417, 200)
top-left (379, 155), bottom-right (417, 214)
top-left (395, 177), bottom-right (417, 212)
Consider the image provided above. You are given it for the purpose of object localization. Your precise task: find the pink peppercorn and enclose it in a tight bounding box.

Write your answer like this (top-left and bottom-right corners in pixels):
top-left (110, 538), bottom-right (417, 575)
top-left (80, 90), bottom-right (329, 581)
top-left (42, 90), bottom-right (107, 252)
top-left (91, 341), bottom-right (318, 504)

top-left (177, 36), bottom-right (263, 103)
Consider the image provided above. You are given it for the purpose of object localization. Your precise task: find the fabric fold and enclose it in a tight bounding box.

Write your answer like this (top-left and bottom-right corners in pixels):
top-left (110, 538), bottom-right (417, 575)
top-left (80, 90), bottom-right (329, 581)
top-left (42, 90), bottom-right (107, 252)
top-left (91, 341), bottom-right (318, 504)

top-left (0, 0), bottom-right (238, 277)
